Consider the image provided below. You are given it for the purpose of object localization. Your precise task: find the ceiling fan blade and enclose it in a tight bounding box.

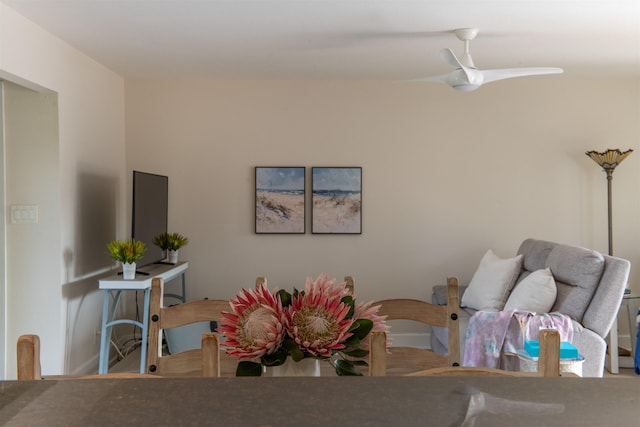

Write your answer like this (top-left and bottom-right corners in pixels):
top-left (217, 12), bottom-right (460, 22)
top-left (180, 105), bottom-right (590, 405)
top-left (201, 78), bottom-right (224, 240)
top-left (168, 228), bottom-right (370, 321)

top-left (409, 29), bottom-right (563, 91)
top-left (438, 48), bottom-right (480, 89)
top-left (481, 67), bottom-right (563, 84)
top-left (440, 48), bottom-right (464, 69)
top-left (398, 73), bottom-right (450, 84)
top-left (399, 68), bottom-right (483, 91)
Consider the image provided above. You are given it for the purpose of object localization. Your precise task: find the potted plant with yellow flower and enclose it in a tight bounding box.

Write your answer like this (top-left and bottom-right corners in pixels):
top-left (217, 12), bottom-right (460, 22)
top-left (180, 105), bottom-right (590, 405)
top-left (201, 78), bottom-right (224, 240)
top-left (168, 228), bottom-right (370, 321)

top-left (153, 232), bottom-right (188, 264)
top-left (106, 238), bottom-right (146, 279)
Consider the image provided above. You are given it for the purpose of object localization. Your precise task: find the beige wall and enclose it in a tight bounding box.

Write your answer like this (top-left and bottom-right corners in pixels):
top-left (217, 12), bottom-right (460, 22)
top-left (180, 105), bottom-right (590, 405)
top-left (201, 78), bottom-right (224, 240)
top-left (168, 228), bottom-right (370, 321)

top-left (1, 3), bottom-right (126, 377)
top-left (125, 78), bottom-right (640, 306)
top-left (1, 1), bottom-right (639, 377)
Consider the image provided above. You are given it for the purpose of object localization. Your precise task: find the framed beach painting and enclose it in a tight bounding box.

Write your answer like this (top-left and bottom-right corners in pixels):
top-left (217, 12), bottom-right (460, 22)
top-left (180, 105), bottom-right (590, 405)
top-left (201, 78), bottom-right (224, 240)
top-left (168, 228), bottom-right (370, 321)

top-left (311, 167), bottom-right (362, 234)
top-left (255, 167), bottom-right (305, 234)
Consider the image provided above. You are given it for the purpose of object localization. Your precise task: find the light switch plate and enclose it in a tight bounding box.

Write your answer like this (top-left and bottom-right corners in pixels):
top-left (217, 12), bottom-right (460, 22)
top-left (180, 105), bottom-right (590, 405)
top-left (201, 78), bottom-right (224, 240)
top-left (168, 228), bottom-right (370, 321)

top-left (11, 205), bottom-right (38, 224)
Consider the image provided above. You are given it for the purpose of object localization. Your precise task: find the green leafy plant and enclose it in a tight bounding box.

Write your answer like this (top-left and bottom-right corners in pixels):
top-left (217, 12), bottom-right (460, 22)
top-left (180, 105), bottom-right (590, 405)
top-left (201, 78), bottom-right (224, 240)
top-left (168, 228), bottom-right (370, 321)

top-left (106, 238), bottom-right (146, 264)
top-left (153, 232), bottom-right (189, 251)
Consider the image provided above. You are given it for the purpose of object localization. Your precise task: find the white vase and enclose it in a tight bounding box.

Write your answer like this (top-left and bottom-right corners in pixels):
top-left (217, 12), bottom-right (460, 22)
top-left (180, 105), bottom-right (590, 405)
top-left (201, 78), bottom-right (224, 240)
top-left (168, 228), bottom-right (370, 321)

top-left (269, 358), bottom-right (321, 377)
top-left (122, 262), bottom-right (136, 280)
top-left (167, 250), bottom-right (179, 264)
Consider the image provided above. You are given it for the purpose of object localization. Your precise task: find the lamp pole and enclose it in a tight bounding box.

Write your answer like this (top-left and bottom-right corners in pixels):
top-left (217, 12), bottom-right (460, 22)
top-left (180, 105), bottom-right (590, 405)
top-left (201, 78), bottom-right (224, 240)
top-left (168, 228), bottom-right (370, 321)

top-left (586, 148), bottom-right (633, 256)
top-left (605, 168), bottom-right (614, 256)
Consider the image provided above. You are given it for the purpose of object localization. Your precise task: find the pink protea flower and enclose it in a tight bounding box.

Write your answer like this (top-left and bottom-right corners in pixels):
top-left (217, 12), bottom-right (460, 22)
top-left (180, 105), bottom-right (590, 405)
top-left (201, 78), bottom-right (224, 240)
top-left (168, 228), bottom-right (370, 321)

top-left (218, 283), bottom-right (287, 360)
top-left (285, 273), bottom-right (355, 358)
top-left (354, 300), bottom-right (389, 335)
top-left (353, 300), bottom-right (391, 349)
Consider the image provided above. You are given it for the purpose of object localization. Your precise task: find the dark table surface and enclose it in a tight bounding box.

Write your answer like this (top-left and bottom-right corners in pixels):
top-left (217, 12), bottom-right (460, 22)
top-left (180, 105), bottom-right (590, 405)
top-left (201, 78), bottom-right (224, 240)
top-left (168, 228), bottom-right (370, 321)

top-left (1, 376), bottom-right (638, 426)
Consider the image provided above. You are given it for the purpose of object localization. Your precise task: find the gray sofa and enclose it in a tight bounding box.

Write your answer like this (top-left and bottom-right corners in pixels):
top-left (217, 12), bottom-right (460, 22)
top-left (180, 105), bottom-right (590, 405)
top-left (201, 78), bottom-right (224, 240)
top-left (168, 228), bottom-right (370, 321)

top-left (430, 238), bottom-right (631, 377)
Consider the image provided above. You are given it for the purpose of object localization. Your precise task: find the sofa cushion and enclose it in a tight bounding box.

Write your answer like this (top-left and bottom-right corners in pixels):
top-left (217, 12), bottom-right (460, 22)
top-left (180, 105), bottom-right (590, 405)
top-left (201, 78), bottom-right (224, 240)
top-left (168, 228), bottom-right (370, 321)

top-left (546, 244), bottom-right (605, 321)
top-left (460, 249), bottom-right (523, 311)
top-left (503, 268), bottom-right (557, 313)
top-left (432, 284), bottom-right (468, 306)
top-left (517, 238), bottom-right (556, 272)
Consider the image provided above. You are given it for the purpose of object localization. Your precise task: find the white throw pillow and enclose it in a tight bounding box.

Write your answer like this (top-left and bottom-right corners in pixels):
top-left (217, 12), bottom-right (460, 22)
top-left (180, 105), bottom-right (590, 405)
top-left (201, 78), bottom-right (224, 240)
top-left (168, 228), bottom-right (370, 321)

top-left (460, 249), bottom-right (523, 311)
top-left (503, 268), bottom-right (557, 313)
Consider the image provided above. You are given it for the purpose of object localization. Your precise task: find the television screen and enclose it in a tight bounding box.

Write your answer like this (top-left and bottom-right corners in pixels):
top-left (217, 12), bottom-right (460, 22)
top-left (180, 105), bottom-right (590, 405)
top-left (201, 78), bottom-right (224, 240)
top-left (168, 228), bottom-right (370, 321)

top-left (132, 170), bottom-right (168, 267)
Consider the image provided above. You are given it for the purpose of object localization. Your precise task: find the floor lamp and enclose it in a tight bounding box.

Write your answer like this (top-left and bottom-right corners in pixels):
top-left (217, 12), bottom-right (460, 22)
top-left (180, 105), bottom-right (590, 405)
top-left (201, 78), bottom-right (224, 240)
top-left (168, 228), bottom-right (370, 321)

top-left (586, 148), bottom-right (633, 256)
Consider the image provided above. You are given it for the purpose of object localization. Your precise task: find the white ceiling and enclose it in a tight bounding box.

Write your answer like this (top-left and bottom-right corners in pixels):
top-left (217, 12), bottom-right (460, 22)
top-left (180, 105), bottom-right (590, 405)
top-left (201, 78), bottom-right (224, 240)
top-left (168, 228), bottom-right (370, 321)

top-left (4, 0), bottom-right (640, 80)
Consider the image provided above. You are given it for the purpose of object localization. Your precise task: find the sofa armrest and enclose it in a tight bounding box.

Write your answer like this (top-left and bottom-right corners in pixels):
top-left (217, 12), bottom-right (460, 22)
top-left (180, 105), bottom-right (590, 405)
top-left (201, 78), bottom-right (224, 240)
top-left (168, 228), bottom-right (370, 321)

top-left (582, 255), bottom-right (630, 338)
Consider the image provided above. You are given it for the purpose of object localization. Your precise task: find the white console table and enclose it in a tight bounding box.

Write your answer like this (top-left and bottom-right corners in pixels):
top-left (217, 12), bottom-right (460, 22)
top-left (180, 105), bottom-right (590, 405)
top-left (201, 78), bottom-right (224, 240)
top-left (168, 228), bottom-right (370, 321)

top-left (98, 261), bottom-right (188, 374)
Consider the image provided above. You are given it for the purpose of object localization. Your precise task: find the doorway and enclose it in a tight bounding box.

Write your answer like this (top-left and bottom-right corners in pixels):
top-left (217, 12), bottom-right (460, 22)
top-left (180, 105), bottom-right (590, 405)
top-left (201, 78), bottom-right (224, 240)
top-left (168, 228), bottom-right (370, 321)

top-left (0, 79), bottom-right (59, 379)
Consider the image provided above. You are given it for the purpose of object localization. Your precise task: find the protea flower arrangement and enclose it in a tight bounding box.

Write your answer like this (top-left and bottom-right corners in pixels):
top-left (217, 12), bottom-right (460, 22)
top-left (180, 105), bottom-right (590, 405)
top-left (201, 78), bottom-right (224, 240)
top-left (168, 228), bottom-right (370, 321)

top-left (218, 273), bottom-right (388, 376)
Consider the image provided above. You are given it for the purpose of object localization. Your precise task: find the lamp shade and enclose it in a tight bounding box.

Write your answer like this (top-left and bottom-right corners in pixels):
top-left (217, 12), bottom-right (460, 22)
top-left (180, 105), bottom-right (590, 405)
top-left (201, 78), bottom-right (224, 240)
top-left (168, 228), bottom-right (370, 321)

top-left (586, 149), bottom-right (633, 172)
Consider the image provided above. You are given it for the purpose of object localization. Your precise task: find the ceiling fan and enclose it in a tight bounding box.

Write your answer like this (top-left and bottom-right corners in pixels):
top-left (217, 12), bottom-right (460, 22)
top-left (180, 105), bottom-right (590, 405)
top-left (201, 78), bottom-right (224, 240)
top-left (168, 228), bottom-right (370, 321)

top-left (405, 28), bottom-right (563, 91)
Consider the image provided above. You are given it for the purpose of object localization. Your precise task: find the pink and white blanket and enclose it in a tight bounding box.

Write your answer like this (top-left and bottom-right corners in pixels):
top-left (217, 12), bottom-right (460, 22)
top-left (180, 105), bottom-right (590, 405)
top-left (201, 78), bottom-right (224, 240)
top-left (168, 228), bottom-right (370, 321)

top-left (462, 310), bottom-right (574, 369)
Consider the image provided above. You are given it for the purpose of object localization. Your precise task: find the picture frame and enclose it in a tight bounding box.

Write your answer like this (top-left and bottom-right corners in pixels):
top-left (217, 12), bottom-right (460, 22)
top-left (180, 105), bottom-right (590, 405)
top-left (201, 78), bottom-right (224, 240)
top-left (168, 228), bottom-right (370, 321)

top-left (255, 167), bottom-right (306, 234)
top-left (311, 167), bottom-right (362, 234)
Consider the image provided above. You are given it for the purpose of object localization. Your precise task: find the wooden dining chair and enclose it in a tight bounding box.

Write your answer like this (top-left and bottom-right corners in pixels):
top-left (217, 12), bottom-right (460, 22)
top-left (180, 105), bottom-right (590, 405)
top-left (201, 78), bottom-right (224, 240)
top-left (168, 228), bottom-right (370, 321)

top-left (17, 334), bottom-right (159, 380)
top-left (255, 276), bottom-right (267, 288)
top-left (369, 276), bottom-right (461, 376)
top-left (17, 334), bottom-right (42, 380)
top-left (534, 328), bottom-right (561, 376)
top-left (406, 328), bottom-right (563, 377)
top-left (344, 276), bottom-right (355, 295)
top-left (147, 277), bottom-right (229, 377)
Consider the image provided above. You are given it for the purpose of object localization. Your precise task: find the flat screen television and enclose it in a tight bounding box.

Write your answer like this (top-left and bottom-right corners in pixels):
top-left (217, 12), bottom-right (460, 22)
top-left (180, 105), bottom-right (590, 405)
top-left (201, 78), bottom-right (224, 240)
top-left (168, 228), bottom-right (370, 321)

top-left (132, 170), bottom-right (168, 267)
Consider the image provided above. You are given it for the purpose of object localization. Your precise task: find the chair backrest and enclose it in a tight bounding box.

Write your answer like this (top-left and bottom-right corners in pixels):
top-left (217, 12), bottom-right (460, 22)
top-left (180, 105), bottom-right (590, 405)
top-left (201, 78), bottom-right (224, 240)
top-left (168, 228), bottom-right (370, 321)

top-left (147, 277), bottom-right (229, 377)
top-left (533, 328), bottom-right (561, 376)
top-left (17, 334), bottom-right (42, 380)
top-left (369, 276), bottom-right (460, 376)
top-left (344, 276), bottom-right (354, 295)
top-left (17, 334), bottom-right (160, 380)
top-left (406, 329), bottom-right (562, 377)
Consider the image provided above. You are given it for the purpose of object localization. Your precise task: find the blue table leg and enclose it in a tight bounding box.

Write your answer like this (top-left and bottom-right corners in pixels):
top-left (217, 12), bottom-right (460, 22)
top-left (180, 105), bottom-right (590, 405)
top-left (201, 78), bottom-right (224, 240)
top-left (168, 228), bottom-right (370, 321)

top-left (180, 272), bottom-right (186, 302)
top-left (99, 290), bottom-right (125, 374)
top-left (139, 288), bottom-right (151, 373)
top-left (99, 289), bottom-right (111, 374)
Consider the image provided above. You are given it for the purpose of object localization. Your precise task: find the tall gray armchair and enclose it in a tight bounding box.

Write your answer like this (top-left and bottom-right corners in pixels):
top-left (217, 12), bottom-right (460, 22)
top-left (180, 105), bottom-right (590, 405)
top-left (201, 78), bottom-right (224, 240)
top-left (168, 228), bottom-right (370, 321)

top-left (430, 238), bottom-right (631, 377)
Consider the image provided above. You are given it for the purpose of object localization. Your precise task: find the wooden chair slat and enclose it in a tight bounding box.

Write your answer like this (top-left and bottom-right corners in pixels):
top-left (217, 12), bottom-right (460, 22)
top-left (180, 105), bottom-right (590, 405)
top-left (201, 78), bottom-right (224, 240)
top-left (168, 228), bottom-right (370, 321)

top-left (369, 277), bottom-right (461, 375)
